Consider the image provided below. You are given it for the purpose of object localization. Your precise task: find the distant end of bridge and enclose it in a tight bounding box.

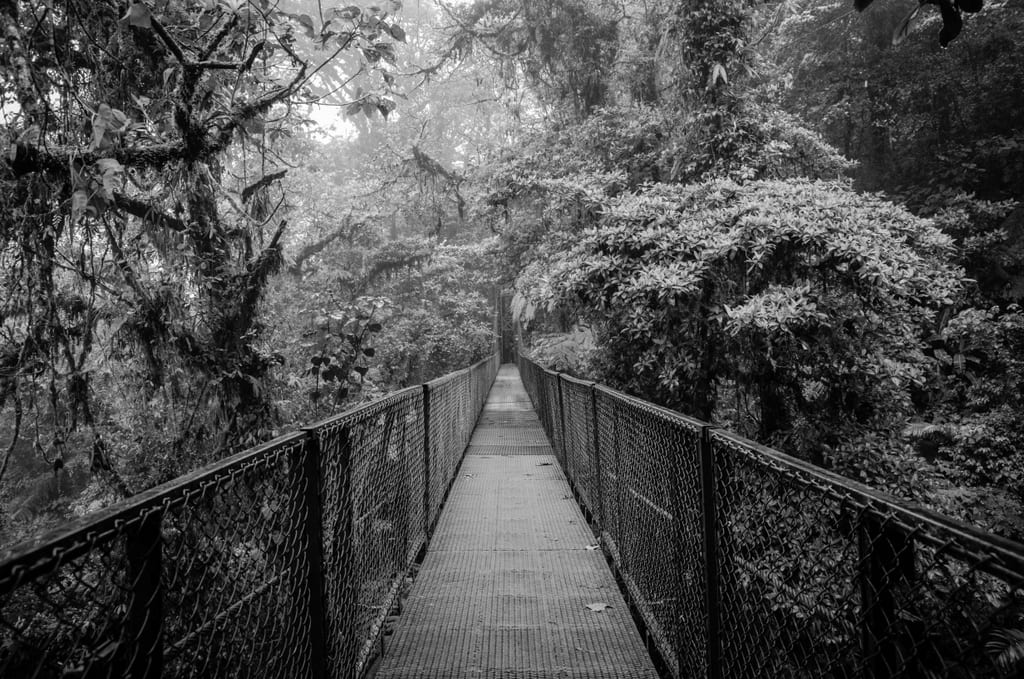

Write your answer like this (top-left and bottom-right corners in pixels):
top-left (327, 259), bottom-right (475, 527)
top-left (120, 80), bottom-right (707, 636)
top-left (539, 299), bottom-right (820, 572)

top-left (375, 365), bottom-right (659, 678)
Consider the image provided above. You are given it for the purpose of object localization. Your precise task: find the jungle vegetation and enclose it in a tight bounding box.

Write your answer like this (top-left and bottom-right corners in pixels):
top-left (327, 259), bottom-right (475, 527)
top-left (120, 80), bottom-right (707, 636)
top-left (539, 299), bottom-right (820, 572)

top-left (0, 0), bottom-right (1021, 550)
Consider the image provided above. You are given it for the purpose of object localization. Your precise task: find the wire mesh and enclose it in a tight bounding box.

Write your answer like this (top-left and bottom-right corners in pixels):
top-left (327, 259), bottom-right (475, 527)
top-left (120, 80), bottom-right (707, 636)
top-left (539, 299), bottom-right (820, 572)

top-left (711, 430), bottom-right (1024, 679)
top-left (425, 371), bottom-right (469, 532)
top-left (0, 354), bottom-right (500, 679)
top-left (468, 354), bottom-right (499, 423)
top-left (421, 354), bottom-right (498, 534)
top-left (307, 387), bottom-right (426, 678)
top-left (161, 436), bottom-right (315, 679)
top-left (594, 386), bottom-right (708, 679)
top-left (516, 352), bottom-right (1024, 679)
top-left (520, 362), bottom-right (565, 467)
top-left (11, 344), bottom-right (1016, 679)
top-left (0, 432), bottom-right (314, 679)
top-left (558, 375), bottom-right (600, 523)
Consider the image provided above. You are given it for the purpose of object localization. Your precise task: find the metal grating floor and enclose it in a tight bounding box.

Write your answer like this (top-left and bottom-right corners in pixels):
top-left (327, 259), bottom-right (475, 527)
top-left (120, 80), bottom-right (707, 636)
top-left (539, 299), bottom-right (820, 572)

top-left (375, 365), bottom-right (660, 679)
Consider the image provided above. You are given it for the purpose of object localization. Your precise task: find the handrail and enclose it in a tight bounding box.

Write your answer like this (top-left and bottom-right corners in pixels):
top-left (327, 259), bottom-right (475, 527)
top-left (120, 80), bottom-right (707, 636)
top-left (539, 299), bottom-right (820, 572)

top-left (6, 346), bottom-right (1020, 679)
top-left (0, 351), bottom-right (501, 679)
top-left (0, 431), bottom-right (307, 582)
top-left (517, 351), bottom-right (1024, 679)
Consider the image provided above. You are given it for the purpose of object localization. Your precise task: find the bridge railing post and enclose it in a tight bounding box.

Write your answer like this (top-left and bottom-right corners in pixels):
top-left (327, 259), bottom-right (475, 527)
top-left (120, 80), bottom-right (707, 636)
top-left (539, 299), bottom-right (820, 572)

top-left (589, 384), bottom-right (604, 530)
top-left (556, 375), bottom-right (568, 480)
top-left (422, 383), bottom-right (432, 538)
top-left (297, 430), bottom-right (329, 679)
top-left (858, 514), bottom-right (916, 679)
top-left (123, 506), bottom-right (164, 679)
top-left (699, 426), bottom-right (723, 679)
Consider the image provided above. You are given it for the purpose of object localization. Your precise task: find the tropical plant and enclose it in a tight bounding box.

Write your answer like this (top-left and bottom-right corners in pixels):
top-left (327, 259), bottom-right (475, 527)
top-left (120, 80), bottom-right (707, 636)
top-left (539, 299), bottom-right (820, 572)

top-left (522, 179), bottom-right (963, 468)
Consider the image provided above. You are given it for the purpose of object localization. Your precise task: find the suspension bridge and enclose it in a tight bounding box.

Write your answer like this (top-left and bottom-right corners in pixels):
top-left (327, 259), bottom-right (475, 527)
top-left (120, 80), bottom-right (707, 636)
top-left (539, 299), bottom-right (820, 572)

top-left (1, 351), bottom-right (1023, 679)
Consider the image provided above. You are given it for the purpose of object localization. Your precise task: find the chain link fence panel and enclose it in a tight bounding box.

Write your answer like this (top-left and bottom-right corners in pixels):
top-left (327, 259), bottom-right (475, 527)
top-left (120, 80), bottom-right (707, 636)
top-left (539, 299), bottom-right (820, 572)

top-left (306, 386), bottom-right (425, 678)
top-left (711, 430), bottom-right (1024, 679)
top-left (558, 375), bottom-right (600, 524)
top-left (0, 432), bottom-right (315, 679)
top-left (422, 354), bottom-right (497, 536)
top-left (1, 354), bottom-right (499, 679)
top-left (517, 352), bottom-right (1024, 679)
top-left (520, 361), bottom-right (565, 468)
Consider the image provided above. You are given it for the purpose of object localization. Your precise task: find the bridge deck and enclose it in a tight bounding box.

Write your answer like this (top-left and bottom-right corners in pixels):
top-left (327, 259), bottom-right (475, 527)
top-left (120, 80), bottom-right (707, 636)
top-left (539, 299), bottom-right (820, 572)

top-left (376, 365), bottom-right (660, 679)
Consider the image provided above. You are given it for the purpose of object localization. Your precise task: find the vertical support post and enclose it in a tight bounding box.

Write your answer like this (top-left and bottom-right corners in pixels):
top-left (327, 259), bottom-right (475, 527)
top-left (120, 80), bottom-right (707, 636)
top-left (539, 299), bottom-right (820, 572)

top-left (699, 426), bottom-right (722, 679)
top-left (299, 432), bottom-right (329, 679)
top-left (125, 507), bottom-right (163, 679)
top-left (422, 383), bottom-right (433, 538)
top-left (858, 515), bottom-right (916, 679)
top-left (493, 286), bottom-right (500, 356)
top-left (398, 408), bottom-right (411, 569)
top-left (611, 402), bottom-right (623, 554)
top-left (556, 375), bottom-right (568, 480)
top-left (664, 429), bottom-right (691, 679)
top-left (338, 427), bottom-right (358, 675)
top-left (498, 289), bottom-right (511, 363)
top-left (317, 424), bottom-right (358, 675)
top-left (589, 384), bottom-right (604, 531)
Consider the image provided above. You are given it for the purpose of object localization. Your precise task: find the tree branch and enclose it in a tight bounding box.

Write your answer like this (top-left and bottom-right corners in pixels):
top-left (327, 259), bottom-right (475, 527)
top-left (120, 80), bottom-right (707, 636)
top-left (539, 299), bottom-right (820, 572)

top-left (239, 220), bottom-right (287, 312)
top-left (241, 169), bottom-right (287, 203)
top-left (288, 220), bottom-right (359, 276)
top-left (101, 218), bottom-right (151, 303)
top-left (150, 14), bottom-right (188, 64)
top-left (0, 388), bottom-right (22, 487)
top-left (112, 193), bottom-right (188, 233)
top-left (241, 40), bottom-right (266, 71)
top-left (4, 32), bottom-right (303, 180)
top-left (199, 14), bottom-right (238, 61)
top-left (214, 59), bottom-right (308, 146)
top-left (7, 140), bottom-right (191, 176)
top-left (195, 41), bottom-right (265, 71)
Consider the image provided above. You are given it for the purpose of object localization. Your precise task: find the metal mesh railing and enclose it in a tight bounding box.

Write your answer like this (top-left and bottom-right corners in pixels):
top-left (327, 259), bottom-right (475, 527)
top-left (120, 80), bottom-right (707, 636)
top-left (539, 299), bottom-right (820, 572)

top-left (518, 352), bottom-right (1024, 679)
top-left (0, 353), bottom-right (499, 679)
top-left (0, 434), bottom-right (315, 679)
top-left (520, 360), bottom-right (565, 468)
top-left (424, 355), bottom-right (498, 534)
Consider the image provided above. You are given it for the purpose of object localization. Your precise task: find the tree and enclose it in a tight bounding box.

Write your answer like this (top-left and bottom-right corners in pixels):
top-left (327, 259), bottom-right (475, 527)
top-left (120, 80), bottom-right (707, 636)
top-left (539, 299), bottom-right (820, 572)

top-left (766, 0), bottom-right (1024, 200)
top-left (521, 179), bottom-right (963, 467)
top-left (0, 0), bottom-right (407, 540)
top-left (757, 0), bottom-right (1024, 533)
top-left (438, 0), bottom-right (620, 119)
top-left (263, 232), bottom-right (498, 427)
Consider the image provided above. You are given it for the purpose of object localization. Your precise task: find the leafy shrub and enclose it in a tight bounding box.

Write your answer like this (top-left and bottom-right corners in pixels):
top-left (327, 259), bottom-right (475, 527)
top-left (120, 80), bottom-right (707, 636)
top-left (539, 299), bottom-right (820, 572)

top-left (523, 178), bottom-right (963, 465)
top-left (924, 307), bottom-right (1024, 496)
top-left (523, 328), bottom-right (597, 377)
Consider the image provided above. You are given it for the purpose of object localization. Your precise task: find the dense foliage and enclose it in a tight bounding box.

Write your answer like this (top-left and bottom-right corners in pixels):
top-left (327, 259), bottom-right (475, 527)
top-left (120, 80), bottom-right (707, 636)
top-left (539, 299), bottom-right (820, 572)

top-left (0, 0), bottom-right (499, 546)
top-left (534, 180), bottom-right (962, 466)
top-left (450, 0), bottom-right (1024, 540)
top-left (2, 0), bottom-right (1019, 672)
top-left (0, 0), bottom-right (1020, 552)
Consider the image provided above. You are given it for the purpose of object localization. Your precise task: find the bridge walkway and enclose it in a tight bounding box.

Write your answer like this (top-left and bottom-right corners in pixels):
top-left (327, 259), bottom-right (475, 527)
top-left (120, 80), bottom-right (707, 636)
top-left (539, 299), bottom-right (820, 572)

top-left (376, 364), bottom-right (660, 679)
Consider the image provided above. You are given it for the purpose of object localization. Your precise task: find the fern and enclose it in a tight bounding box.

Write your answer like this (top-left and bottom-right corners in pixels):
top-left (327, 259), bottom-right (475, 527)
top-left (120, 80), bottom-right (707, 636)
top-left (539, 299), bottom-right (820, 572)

top-left (986, 626), bottom-right (1024, 673)
top-left (528, 329), bottom-right (595, 375)
top-left (902, 422), bottom-right (954, 439)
